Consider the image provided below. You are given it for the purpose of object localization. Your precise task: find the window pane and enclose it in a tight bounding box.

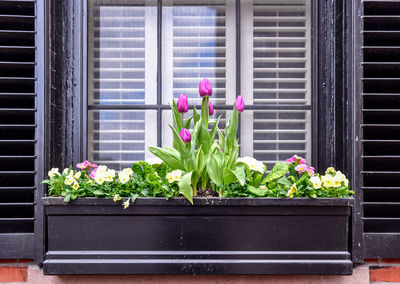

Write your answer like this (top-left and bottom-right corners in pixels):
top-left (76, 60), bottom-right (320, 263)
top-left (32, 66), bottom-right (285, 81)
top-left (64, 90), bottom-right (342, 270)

top-left (162, 0), bottom-right (236, 106)
top-left (88, 110), bottom-right (157, 170)
top-left (88, 0), bottom-right (157, 105)
top-left (240, 0), bottom-right (311, 163)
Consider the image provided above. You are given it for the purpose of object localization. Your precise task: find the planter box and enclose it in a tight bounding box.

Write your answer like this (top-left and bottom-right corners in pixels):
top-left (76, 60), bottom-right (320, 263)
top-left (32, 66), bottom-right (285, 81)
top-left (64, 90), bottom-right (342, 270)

top-left (42, 197), bottom-right (353, 275)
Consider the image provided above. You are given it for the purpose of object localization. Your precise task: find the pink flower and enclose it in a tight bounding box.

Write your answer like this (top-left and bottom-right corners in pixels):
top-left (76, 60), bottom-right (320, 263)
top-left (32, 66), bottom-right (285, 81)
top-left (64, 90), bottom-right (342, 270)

top-left (177, 93), bottom-right (188, 113)
top-left (76, 162), bottom-right (86, 169)
top-left (235, 95), bottom-right (244, 113)
top-left (77, 161), bottom-right (98, 170)
top-left (209, 101), bottom-right (214, 116)
top-left (180, 128), bottom-right (191, 143)
top-left (89, 168), bottom-right (97, 178)
top-left (295, 164), bottom-right (307, 173)
top-left (199, 79), bottom-right (212, 97)
top-left (91, 163), bottom-right (98, 168)
top-left (306, 166), bottom-right (315, 176)
top-left (285, 155), bottom-right (306, 165)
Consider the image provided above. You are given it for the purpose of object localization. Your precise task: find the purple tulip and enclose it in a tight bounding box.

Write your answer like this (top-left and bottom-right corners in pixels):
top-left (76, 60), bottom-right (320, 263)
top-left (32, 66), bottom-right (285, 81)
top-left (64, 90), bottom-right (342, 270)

top-left (199, 79), bottom-right (213, 97)
top-left (209, 101), bottom-right (214, 116)
top-left (235, 95), bottom-right (244, 113)
top-left (180, 128), bottom-right (191, 143)
top-left (177, 93), bottom-right (188, 113)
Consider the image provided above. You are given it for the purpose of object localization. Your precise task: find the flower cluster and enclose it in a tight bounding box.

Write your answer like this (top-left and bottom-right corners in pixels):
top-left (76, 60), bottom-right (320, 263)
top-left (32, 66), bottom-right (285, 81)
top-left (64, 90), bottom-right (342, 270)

top-left (237, 157), bottom-right (265, 174)
top-left (286, 155), bottom-right (314, 176)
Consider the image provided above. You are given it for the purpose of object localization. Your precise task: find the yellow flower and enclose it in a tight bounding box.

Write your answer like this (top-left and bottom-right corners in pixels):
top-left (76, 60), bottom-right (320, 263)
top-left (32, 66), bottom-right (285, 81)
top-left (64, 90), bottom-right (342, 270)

top-left (322, 175), bottom-right (334, 188)
top-left (72, 181), bottom-right (79, 190)
top-left (48, 168), bottom-right (60, 179)
top-left (118, 172), bottom-right (129, 184)
top-left (123, 198), bottom-right (131, 209)
top-left (166, 170), bottom-right (182, 183)
top-left (288, 184), bottom-right (297, 198)
top-left (310, 176), bottom-right (322, 189)
top-left (74, 171), bottom-right (81, 179)
top-left (325, 167), bottom-right (336, 175)
top-left (113, 194), bottom-right (120, 202)
top-left (333, 176), bottom-right (342, 187)
top-left (64, 177), bottom-right (75, 185)
top-left (105, 169), bottom-right (115, 182)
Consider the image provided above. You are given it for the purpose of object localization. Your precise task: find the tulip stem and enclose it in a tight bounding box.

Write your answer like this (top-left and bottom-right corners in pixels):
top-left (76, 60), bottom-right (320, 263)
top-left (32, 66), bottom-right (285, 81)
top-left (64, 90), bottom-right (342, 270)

top-left (181, 113), bottom-right (184, 129)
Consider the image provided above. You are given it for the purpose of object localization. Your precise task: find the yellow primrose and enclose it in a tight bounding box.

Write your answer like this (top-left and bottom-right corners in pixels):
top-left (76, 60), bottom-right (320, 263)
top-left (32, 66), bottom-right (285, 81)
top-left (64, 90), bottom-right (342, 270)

top-left (325, 167), bottom-right (336, 175)
top-left (64, 177), bottom-right (75, 186)
top-left (166, 170), bottom-right (182, 183)
top-left (333, 176), bottom-right (342, 187)
top-left (72, 181), bottom-right (79, 190)
top-left (105, 169), bottom-right (116, 182)
top-left (288, 184), bottom-right (297, 198)
top-left (322, 175), bottom-right (334, 188)
top-left (118, 172), bottom-right (129, 184)
top-left (74, 171), bottom-right (81, 179)
top-left (113, 194), bottom-right (120, 202)
top-left (48, 168), bottom-right (60, 179)
top-left (310, 176), bottom-right (322, 189)
top-left (123, 198), bottom-right (131, 209)
top-left (94, 174), bottom-right (105, 185)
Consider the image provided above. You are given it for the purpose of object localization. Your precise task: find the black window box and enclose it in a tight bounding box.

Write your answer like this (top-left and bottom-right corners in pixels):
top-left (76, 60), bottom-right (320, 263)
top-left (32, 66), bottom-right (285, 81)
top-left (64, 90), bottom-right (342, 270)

top-left (42, 197), bottom-right (354, 275)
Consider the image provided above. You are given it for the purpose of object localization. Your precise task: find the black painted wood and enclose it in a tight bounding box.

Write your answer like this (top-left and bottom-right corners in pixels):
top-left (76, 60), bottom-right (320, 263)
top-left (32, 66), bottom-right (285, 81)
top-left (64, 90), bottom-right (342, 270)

top-left (43, 197), bottom-right (353, 275)
top-left (0, 0), bottom-right (38, 258)
top-left (360, 0), bottom-right (400, 259)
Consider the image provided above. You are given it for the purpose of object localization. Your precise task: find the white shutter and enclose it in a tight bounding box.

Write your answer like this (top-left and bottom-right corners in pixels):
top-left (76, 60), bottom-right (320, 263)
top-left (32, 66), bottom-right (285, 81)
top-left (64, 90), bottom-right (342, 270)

top-left (241, 0), bottom-right (311, 169)
top-left (87, 1), bottom-right (157, 170)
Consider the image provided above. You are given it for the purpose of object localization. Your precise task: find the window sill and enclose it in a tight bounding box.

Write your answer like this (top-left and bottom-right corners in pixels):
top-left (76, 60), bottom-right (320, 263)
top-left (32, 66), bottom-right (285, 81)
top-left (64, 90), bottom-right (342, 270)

top-left (42, 197), bottom-right (354, 275)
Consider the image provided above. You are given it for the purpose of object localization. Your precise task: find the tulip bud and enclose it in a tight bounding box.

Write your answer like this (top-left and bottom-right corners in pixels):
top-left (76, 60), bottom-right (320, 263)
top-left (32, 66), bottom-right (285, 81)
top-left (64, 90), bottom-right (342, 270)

top-left (235, 95), bottom-right (244, 113)
top-left (177, 93), bottom-right (188, 113)
top-left (208, 101), bottom-right (214, 116)
top-left (180, 128), bottom-right (191, 144)
top-left (199, 79), bottom-right (213, 97)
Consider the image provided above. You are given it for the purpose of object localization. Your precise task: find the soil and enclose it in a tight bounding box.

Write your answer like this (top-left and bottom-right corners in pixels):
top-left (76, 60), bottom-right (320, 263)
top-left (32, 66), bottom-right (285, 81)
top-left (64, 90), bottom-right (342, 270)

top-left (196, 189), bottom-right (219, 197)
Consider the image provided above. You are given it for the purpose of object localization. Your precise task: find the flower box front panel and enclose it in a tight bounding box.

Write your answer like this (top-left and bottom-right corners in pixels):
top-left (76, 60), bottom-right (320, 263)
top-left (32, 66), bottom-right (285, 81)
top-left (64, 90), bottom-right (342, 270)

top-left (43, 197), bottom-right (353, 275)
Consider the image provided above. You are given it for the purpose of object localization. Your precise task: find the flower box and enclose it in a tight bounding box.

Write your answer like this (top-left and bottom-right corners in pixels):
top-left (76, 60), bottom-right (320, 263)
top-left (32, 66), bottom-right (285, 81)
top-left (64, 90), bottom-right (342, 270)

top-left (42, 196), bottom-right (353, 275)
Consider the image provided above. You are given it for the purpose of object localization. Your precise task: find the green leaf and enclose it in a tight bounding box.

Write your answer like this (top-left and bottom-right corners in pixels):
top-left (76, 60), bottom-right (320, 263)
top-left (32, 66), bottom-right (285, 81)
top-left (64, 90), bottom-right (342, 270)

top-left (193, 106), bottom-right (201, 125)
top-left (171, 99), bottom-right (183, 131)
top-left (169, 124), bottom-right (187, 154)
top-left (210, 114), bottom-right (221, 142)
top-left (131, 193), bottom-right (139, 203)
top-left (248, 186), bottom-right (268, 197)
top-left (197, 122), bottom-right (211, 154)
top-left (217, 128), bottom-right (225, 149)
top-left (261, 162), bottom-right (289, 184)
top-left (276, 176), bottom-right (292, 187)
top-left (196, 146), bottom-right (206, 175)
top-left (201, 96), bottom-right (209, 126)
top-left (184, 116), bottom-right (193, 130)
top-left (93, 190), bottom-right (104, 196)
top-left (63, 195), bottom-right (71, 202)
top-left (179, 171), bottom-right (193, 204)
top-left (207, 154), bottom-right (223, 185)
top-left (132, 162), bottom-right (143, 178)
top-left (148, 147), bottom-right (185, 170)
top-left (223, 166), bottom-right (245, 186)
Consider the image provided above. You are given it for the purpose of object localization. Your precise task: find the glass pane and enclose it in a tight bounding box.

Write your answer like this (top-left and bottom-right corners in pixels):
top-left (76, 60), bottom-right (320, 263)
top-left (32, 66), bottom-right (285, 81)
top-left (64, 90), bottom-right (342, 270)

top-left (252, 0), bottom-right (311, 105)
top-left (162, 0), bottom-right (236, 106)
top-left (88, 110), bottom-right (157, 170)
top-left (88, 0), bottom-right (157, 105)
top-left (251, 109), bottom-right (311, 170)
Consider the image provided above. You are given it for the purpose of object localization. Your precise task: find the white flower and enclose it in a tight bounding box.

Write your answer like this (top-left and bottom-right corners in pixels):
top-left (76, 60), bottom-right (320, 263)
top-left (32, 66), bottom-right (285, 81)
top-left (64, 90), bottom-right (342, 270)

top-left (94, 172), bottom-right (105, 185)
top-left (74, 171), bottom-right (81, 179)
top-left (118, 171), bottom-right (130, 184)
top-left (48, 168), bottom-right (60, 179)
top-left (166, 170), bottom-right (182, 183)
top-left (104, 169), bottom-right (115, 182)
top-left (64, 176), bottom-right (75, 186)
top-left (321, 175), bottom-right (334, 188)
top-left (237, 157), bottom-right (265, 173)
top-left (310, 176), bottom-right (322, 189)
top-left (121, 168), bottom-right (133, 176)
top-left (62, 168), bottom-right (70, 175)
top-left (146, 157), bottom-right (163, 166)
top-left (113, 194), bottom-right (120, 202)
top-left (72, 181), bottom-right (79, 190)
top-left (123, 198), bottom-right (131, 209)
top-left (96, 165), bottom-right (108, 175)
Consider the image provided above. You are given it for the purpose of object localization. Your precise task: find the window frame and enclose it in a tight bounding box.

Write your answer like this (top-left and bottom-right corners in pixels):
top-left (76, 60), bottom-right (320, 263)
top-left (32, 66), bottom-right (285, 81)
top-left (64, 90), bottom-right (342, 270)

top-left (41, 0), bottom-right (358, 263)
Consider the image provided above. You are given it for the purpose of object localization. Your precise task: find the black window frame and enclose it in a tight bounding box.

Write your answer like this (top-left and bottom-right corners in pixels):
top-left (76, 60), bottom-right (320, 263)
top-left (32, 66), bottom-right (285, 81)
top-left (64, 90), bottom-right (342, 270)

top-left (36, 0), bottom-right (358, 264)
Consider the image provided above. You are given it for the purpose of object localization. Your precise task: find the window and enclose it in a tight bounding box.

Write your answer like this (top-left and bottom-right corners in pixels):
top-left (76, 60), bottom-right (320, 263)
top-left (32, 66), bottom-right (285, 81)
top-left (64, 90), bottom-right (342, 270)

top-left (87, 0), bottom-right (312, 170)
